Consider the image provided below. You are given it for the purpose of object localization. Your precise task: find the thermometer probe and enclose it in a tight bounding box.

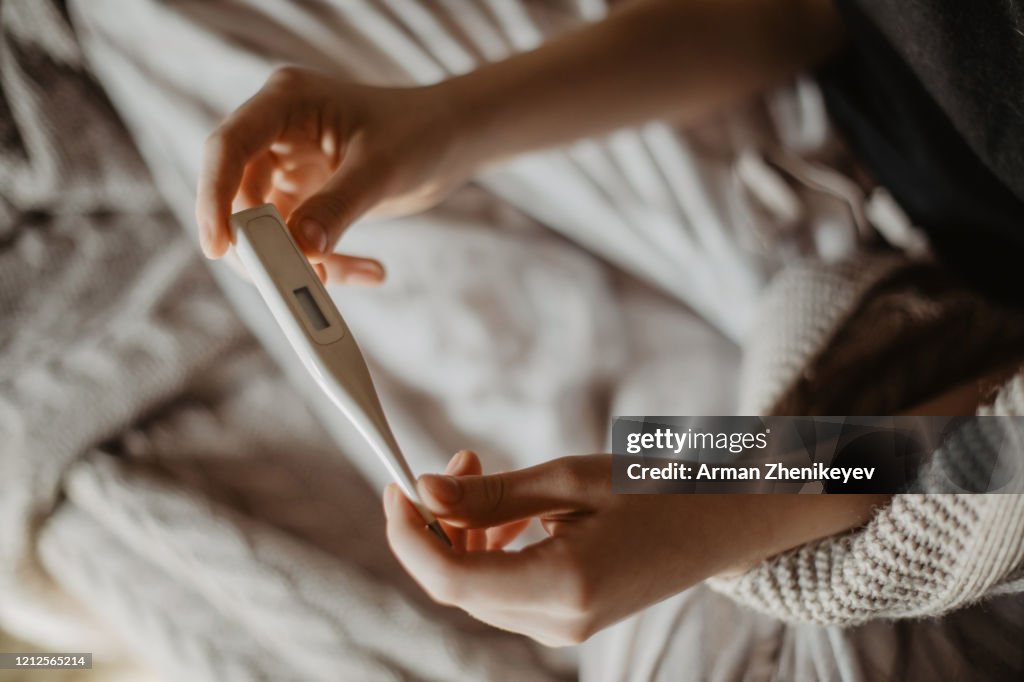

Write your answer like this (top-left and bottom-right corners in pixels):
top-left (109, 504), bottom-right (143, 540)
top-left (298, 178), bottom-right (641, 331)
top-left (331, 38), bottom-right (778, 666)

top-left (229, 204), bottom-right (451, 546)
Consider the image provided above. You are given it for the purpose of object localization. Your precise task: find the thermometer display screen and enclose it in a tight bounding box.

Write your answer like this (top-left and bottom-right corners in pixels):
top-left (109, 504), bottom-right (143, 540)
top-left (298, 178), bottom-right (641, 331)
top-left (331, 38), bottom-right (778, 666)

top-left (293, 286), bottom-right (329, 331)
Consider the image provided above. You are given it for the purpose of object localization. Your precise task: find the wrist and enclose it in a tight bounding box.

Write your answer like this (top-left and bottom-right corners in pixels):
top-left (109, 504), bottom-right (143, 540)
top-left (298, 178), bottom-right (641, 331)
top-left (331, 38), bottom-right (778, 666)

top-left (713, 494), bottom-right (892, 577)
top-left (427, 73), bottom-right (505, 175)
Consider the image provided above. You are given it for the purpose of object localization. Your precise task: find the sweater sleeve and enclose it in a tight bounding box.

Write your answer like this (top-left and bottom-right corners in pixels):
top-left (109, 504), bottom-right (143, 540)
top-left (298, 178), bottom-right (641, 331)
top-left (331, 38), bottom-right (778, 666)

top-left (708, 373), bottom-right (1024, 626)
top-left (707, 493), bottom-right (1024, 626)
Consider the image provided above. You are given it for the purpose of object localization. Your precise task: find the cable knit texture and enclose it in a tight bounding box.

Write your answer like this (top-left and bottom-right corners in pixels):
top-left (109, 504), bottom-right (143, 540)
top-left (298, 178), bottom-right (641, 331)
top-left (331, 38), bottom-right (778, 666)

top-left (0, 5), bottom-right (565, 680)
top-left (710, 257), bottom-right (1024, 625)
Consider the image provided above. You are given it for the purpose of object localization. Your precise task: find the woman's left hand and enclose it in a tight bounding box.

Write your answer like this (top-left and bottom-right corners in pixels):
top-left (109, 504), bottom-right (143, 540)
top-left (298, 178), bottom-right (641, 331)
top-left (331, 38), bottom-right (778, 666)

top-left (384, 451), bottom-right (887, 646)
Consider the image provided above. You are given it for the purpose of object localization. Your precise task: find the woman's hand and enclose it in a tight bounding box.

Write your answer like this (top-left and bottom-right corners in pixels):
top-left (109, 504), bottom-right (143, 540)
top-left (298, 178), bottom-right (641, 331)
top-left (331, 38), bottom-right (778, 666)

top-left (196, 2), bottom-right (843, 283)
top-left (384, 452), bottom-right (887, 646)
top-left (196, 66), bottom-right (472, 282)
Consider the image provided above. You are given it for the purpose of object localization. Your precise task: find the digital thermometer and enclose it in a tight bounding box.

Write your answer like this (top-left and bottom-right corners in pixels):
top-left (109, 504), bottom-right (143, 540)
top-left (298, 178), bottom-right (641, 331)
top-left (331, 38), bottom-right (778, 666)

top-left (229, 204), bottom-right (450, 546)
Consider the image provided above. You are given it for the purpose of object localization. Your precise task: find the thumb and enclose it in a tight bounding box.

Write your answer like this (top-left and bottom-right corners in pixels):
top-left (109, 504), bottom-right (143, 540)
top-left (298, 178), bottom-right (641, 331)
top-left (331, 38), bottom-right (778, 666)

top-left (287, 158), bottom-right (384, 261)
top-left (417, 456), bottom-right (599, 528)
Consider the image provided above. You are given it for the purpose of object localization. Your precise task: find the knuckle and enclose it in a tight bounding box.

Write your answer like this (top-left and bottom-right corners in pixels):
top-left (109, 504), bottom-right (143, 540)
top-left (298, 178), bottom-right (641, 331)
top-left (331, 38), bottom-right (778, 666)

top-left (314, 191), bottom-right (356, 223)
top-left (270, 65), bottom-right (306, 86)
top-left (555, 454), bottom-right (611, 502)
top-left (202, 130), bottom-right (231, 159)
top-left (589, 455), bottom-right (613, 487)
top-left (482, 474), bottom-right (507, 514)
top-left (557, 458), bottom-right (590, 498)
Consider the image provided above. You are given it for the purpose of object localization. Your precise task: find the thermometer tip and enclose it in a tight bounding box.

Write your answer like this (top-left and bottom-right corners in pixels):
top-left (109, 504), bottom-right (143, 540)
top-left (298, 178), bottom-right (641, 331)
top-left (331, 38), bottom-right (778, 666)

top-left (427, 521), bottom-right (453, 548)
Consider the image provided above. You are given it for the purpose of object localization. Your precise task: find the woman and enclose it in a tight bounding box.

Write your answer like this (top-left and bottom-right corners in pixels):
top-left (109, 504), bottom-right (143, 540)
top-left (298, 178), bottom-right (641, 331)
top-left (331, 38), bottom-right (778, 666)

top-left (196, 0), bottom-right (1024, 668)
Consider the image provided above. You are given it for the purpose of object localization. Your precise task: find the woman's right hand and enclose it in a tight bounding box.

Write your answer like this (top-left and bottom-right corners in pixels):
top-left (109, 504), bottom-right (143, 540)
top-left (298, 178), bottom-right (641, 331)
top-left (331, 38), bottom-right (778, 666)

top-left (196, 66), bottom-right (473, 283)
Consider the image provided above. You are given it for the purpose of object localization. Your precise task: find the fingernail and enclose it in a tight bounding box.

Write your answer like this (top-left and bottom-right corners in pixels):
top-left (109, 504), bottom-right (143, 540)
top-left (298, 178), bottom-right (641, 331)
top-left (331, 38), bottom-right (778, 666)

top-left (422, 475), bottom-right (462, 505)
top-left (343, 261), bottom-right (385, 286)
top-left (299, 219), bottom-right (327, 254)
top-left (445, 450), bottom-right (468, 474)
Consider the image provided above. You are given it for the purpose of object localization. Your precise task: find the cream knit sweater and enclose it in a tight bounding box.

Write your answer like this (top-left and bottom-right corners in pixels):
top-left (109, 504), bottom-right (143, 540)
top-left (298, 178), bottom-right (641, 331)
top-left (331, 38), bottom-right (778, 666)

top-left (709, 257), bottom-right (1024, 625)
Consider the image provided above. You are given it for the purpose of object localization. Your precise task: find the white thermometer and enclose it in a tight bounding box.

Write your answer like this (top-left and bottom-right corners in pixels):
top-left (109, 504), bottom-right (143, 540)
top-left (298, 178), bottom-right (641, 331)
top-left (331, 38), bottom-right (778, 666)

top-left (229, 204), bottom-right (450, 546)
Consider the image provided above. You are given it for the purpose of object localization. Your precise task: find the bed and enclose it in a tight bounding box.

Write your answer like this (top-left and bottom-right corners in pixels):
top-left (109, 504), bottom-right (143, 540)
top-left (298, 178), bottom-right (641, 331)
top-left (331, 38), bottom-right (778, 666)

top-left (0, 1), bottom-right (875, 679)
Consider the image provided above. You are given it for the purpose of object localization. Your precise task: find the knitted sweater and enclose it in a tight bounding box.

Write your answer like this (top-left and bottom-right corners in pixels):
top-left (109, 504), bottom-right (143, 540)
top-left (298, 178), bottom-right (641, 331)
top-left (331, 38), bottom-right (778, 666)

top-left (709, 257), bottom-right (1024, 625)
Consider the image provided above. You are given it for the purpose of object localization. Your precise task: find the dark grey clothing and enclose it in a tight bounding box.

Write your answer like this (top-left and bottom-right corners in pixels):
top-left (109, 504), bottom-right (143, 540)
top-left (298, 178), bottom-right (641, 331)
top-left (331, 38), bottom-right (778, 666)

top-left (818, 0), bottom-right (1024, 301)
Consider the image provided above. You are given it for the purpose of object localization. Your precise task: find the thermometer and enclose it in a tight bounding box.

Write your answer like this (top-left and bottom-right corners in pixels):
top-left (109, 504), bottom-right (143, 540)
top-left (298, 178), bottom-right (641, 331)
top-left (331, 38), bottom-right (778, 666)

top-left (229, 204), bottom-right (451, 546)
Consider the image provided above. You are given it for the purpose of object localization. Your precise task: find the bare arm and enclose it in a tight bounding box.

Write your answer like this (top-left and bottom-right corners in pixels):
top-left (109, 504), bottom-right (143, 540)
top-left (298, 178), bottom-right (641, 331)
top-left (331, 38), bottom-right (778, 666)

top-left (446, 0), bottom-right (845, 167)
top-left (197, 0), bottom-right (844, 268)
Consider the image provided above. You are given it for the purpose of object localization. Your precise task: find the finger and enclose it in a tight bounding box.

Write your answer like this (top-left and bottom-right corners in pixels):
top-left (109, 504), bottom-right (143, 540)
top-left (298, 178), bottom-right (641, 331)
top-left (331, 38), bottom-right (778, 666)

top-left (448, 450), bottom-right (481, 476)
top-left (321, 253), bottom-right (386, 286)
top-left (385, 483), bottom-right (466, 605)
top-left (444, 451), bottom-right (487, 552)
top-left (441, 450), bottom-right (482, 552)
top-left (272, 143), bottom-right (330, 168)
top-left (486, 519), bottom-right (532, 550)
top-left (268, 159), bottom-right (331, 223)
top-left (197, 89), bottom-right (288, 258)
top-left (272, 158), bottom-right (330, 196)
top-left (234, 151), bottom-right (275, 212)
top-left (385, 484), bottom-right (556, 610)
top-left (267, 186), bottom-right (302, 224)
top-left (286, 152), bottom-right (385, 261)
top-left (313, 263), bottom-right (327, 284)
top-left (416, 455), bottom-right (608, 528)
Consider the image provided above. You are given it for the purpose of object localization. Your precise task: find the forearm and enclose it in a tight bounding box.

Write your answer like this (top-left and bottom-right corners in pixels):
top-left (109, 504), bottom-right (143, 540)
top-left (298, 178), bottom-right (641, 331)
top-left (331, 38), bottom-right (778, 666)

top-left (710, 493), bottom-right (1024, 625)
top-left (717, 367), bottom-right (1015, 576)
top-left (710, 367), bottom-right (1024, 624)
top-left (714, 494), bottom-right (890, 577)
top-left (439, 0), bottom-right (844, 169)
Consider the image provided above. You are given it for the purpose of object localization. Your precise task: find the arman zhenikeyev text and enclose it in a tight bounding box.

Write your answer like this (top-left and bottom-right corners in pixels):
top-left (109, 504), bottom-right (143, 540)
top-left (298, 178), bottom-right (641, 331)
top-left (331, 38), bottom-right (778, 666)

top-left (626, 462), bottom-right (876, 484)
